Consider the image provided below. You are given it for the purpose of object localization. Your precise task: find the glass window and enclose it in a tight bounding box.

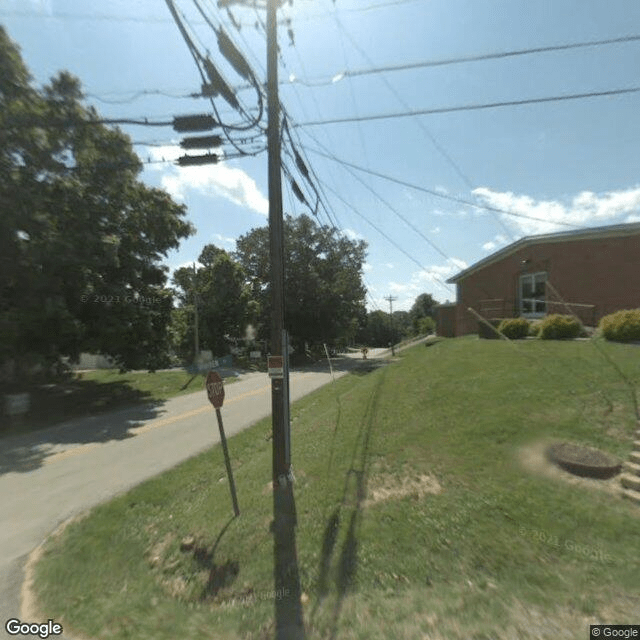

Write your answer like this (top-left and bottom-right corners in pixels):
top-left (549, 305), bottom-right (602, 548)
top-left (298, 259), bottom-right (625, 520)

top-left (519, 272), bottom-right (546, 316)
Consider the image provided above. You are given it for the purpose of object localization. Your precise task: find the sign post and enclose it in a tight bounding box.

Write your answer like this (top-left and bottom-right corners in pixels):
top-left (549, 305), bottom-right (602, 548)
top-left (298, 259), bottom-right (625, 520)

top-left (206, 371), bottom-right (240, 517)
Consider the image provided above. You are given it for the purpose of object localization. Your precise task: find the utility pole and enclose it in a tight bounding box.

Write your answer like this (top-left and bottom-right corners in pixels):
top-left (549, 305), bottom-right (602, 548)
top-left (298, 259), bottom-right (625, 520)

top-left (193, 262), bottom-right (200, 360)
top-left (266, 1), bottom-right (305, 638)
top-left (385, 295), bottom-right (397, 355)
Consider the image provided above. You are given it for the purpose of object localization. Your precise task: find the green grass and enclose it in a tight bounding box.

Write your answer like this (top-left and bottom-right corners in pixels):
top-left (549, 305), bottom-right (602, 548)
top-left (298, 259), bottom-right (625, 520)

top-left (33, 338), bottom-right (640, 639)
top-left (1, 369), bottom-right (237, 437)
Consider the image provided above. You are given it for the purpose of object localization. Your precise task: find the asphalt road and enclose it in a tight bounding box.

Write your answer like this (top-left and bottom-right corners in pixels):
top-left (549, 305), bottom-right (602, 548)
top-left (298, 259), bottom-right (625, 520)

top-left (0, 351), bottom-right (385, 639)
top-left (0, 341), bottom-right (427, 639)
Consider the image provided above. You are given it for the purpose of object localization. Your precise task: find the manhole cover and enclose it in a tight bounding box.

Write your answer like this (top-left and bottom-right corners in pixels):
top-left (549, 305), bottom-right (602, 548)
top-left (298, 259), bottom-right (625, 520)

top-left (545, 442), bottom-right (621, 479)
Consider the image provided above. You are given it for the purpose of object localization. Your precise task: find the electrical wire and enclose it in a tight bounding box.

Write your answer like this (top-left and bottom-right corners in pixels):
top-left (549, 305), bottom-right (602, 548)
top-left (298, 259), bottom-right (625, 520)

top-left (291, 86), bottom-right (640, 127)
top-left (292, 34), bottom-right (640, 85)
top-left (301, 144), bottom-right (585, 229)
top-left (331, 18), bottom-right (517, 245)
top-left (317, 177), bottom-right (455, 297)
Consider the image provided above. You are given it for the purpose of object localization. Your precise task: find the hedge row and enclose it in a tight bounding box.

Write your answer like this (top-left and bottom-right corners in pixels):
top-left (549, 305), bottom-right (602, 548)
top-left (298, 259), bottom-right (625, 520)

top-left (483, 308), bottom-right (640, 342)
top-left (486, 314), bottom-right (582, 340)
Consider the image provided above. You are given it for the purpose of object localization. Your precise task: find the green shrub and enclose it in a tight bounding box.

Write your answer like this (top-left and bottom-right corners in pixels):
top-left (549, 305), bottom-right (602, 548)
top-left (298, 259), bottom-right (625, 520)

top-left (417, 316), bottom-right (436, 335)
top-left (599, 309), bottom-right (640, 342)
top-left (497, 317), bottom-right (530, 339)
top-left (529, 320), bottom-right (542, 337)
top-left (538, 314), bottom-right (583, 340)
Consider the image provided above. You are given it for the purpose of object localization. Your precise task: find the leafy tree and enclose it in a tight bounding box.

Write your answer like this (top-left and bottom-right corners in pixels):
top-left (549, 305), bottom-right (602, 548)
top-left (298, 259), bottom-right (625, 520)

top-left (410, 292), bottom-right (438, 334)
top-left (171, 245), bottom-right (254, 359)
top-left (0, 27), bottom-right (194, 380)
top-left (357, 310), bottom-right (393, 347)
top-left (234, 214), bottom-right (367, 351)
top-left (392, 310), bottom-right (413, 341)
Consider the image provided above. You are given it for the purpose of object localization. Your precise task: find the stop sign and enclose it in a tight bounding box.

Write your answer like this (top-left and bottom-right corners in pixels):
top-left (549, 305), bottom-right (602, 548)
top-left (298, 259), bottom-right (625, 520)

top-left (206, 371), bottom-right (225, 408)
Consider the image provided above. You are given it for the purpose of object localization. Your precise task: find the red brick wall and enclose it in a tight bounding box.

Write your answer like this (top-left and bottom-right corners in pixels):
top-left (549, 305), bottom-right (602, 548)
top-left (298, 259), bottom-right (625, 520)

top-left (436, 304), bottom-right (457, 337)
top-left (455, 234), bottom-right (640, 335)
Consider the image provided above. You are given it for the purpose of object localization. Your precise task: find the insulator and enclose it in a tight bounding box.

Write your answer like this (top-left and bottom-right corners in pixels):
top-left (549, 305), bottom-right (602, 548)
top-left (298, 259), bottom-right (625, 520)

top-left (176, 153), bottom-right (219, 166)
top-left (293, 148), bottom-right (309, 179)
top-left (216, 27), bottom-right (253, 80)
top-left (172, 114), bottom-right (218, 132)
top-left (203, 58), bottom-right (240, 111)
top-left (180, 135), bottom-right (223, 149)
top-left (291, 179), bottom-right (306, 204)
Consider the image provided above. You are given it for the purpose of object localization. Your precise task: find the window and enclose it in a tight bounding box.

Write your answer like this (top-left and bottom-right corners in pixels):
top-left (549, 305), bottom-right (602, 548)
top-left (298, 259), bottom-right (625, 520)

top-left (519, 272), bottom-right (546, 316)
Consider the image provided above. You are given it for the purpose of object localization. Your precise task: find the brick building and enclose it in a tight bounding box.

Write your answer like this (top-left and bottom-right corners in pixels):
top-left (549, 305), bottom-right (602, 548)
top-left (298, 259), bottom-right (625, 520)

top-left (437, 222), bottom-right (640, 337)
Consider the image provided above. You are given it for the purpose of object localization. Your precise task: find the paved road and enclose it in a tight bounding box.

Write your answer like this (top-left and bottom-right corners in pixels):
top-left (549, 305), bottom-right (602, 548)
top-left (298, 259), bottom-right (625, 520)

top-left (0, 339), bottom-right (430, 639)
top-left (0, 357), bottom-right (365, 639)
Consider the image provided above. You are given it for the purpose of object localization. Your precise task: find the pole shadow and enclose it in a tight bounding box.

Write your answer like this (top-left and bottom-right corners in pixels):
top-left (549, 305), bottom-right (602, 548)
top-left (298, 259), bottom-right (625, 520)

top-left (311, 368), bottom-right (387, 638)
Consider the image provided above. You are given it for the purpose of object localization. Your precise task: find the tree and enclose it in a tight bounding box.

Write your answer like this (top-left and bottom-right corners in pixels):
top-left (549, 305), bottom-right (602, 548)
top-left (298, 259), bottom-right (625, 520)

top-left (171, 245), bottom-right (254, 360)
top-left (410, 292), bottom-right (438, 334)
top-left (0, 27), bottom-right (194, 380)
top-left (357, 310), bottom-right (393, 347)
top-left (234, 214), bottom-right (367, 351)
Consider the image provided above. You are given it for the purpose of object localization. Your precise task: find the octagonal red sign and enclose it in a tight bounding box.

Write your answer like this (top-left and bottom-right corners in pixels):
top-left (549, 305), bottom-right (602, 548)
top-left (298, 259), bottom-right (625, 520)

top-left (206, 370), bottom-right (224, 408)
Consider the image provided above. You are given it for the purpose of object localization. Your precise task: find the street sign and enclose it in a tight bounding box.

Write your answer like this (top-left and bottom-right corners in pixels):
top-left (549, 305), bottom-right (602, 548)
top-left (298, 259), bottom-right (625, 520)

top-left (268, 355), bottom-right (284, 378)
top-left (205, 371), bottom-right (239, 517)
top-left (206, 371), bottom-right (225, 408)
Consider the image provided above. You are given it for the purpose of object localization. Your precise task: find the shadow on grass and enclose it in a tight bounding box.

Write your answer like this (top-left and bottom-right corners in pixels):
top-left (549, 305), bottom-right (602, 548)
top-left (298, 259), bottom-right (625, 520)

top-left (196, 516), bottom-right (240, 600)
top-left (311, 367), bottom-right (387, 639)
top-left (0, 377), bottom-right (165, 475)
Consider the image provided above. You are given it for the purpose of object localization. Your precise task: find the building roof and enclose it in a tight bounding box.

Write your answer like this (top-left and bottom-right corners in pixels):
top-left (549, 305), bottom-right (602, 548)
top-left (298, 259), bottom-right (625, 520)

top-left (447, 221), bottom-right (640, 284)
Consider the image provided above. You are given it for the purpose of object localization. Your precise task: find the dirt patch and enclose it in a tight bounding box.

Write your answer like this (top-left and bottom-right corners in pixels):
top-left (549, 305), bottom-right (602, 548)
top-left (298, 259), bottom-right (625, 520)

top-left (365, 472), bottom-right (442, 507)
top-left (517, 439), bottom-right (622, 496)
top-left (22, 513), bottom-right (95, 640)
top-left (146, 531), bottom-right (175, 568)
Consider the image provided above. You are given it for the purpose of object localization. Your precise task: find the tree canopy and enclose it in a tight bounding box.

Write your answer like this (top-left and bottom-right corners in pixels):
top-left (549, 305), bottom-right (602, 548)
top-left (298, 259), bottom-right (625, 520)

top-left (171, 245), bottom-right (255, 361)
top-left (234, 214), bottom-right (368, 350)
top-left (0, 27), bottom-right (194, 380)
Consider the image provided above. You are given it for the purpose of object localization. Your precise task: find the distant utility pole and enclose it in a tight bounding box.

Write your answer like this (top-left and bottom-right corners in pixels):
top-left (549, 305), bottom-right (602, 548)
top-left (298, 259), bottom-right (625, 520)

top-left (193, 262), bottom-right (200, 360)
top-left (385, 295), bottom-right (397, 355)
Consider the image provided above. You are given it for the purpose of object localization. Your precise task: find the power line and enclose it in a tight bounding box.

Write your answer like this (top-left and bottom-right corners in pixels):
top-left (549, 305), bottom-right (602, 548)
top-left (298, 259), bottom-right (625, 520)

top-left (292, 86), bottom-right (640, 127)
top-left (303, 144), bottom-right (585, 229)
top-left (317, 177), bottom-right (455, 296)
top-left (301, 34), bottom-right (640, 84)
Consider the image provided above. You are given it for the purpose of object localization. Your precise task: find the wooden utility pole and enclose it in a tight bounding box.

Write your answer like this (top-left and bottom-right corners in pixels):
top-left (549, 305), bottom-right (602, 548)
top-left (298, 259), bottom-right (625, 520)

top-left (193, 262), bottom-right (200, 360)
top-left (385, 295), bottom-right (397, 355)
top-left (266, 1), bottom-right (305, 638)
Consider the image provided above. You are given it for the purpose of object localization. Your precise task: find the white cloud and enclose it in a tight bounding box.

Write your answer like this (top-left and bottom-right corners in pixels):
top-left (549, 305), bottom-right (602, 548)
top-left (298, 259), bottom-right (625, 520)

top-left (472, 186), bottom-right (640, 236)
top-left (363, 262), bottom-right (373, 273)
top-left (212, 233), bottom-right (236, 248)
top-left (386, 258), bottom-right (468, 299)
top-left (343, 228), bottom-right (364, 240)
top-left (147, 146), bottom-right (268, 216)
top-left (481, 234), bottom-right (509, 252)
top-left (626, 214), bottom-right (640, 223)
top-left (384, 263), bottom-right (394, 269)
top-left (430, 226), bottom-right (441, 234)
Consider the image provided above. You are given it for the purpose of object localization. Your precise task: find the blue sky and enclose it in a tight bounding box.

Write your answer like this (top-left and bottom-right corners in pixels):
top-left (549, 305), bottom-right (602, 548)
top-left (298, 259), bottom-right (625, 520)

top-left (2, 0), bottom-right (640, 311)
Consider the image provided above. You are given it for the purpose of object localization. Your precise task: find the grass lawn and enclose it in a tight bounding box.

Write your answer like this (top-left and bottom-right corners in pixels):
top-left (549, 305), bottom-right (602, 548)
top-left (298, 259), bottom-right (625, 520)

top-left (1, 369), bottom-right (237, 437)
top-left (32, 338), bottom-right (640, 639)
